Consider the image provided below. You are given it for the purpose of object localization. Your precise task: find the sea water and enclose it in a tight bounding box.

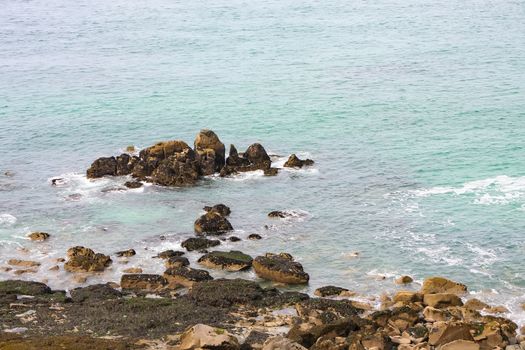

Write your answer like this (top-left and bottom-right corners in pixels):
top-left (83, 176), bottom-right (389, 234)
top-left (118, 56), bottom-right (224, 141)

top-left (0, 0), bottom-right (524, 326)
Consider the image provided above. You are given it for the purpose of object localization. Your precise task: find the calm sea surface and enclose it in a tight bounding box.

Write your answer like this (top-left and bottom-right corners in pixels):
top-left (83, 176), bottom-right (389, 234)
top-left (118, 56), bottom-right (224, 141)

top-left (1, 0), bottom-right (524, 325)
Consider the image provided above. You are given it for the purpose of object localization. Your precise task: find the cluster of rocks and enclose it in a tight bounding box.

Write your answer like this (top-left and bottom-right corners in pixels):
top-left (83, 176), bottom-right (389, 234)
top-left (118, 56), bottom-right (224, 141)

top-left (86, 129), bottom-right (314, 187)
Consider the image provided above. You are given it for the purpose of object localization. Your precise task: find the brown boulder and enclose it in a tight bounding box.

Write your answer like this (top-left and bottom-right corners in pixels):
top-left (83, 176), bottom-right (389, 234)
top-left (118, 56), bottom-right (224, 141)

top-left (27, 231), bottom-right (50, 241)
top-left (140, 140), bottom-right (192, 160)
top-left (203, 204), bottom-right (231, 217)
top-left (115, 153), bottom-right (137, 175)
top-left (198, 251), bottom-right (253, 271)
top-left (423, 293), bottom-right (463, 308)
top-left (253, 253), bottom-right (309, 284)
top-left (421, 277), bottom-right (467, 295)
top-left (283, 154), bottom-right (314, 168)
top-left (164, 256), bottom-right (190, 269)
top-left (115, 249), bottom-right (136, 257)
top-left (150, 155), bottom-right (200, 186)
top-left (244, 143), bottom-right (271, 169)
top-left (64, 246), bottom-right (112, 272)
top-left (181, 237), bottom-right (221, 252)
top-left (393, 291), bottom-right (423, 303)
top-left (120, 274), bottom-right (168, 292)
top-left (86, 157), bottom-right (117, 178)
top-left (194, 129), bottom-right (225, 172)
top-left (395, 275), bottom-right (414, 285)
top-left (225, 144), bottom-right (250, 167)
top-left (194, 211), bottom-right (233, 235)
top-left (163, 266), bottom-right (213, 288)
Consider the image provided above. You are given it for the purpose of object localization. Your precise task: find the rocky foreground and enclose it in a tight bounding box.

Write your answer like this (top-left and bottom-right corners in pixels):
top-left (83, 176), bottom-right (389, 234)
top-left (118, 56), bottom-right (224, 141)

top-left (1, 205), bottom-right (525, 349)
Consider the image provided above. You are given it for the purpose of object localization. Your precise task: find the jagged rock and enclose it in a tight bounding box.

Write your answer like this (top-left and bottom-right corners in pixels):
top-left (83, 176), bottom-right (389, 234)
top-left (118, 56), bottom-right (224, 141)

top-left (165, 256), bottom-right (190, 269)
top-left (70, 283), bottom-right (122, 302)
top-left (164, 267), bottom-right (213, 288)
top-left (262, 336), bottom-right (307, 350)
top-left (264, 167), bottom-right (279, 176)
top-left (124, 180), bottom-right (142, 189)
top-left (428, 322), bottom-right (473, 346)
top-left (179, 324), bottom-right (239, 350)
top-left (194, 211), bottom-right (233, 235)
top-left (423, 306), bottom-right (452, 322)
top-left (115, 249), bottom-right (136, 257)
top-left (244, 143), bottom-right (271, 169)
top-left (423, 293), bottom-right (463, 308)
top-left (64, 246), bottom-right (112, 272)
top-left (7, 259), bottom-right (40, 268)
top-left (120, 274), bottom-right (168, 292)
top-left (181, 237), bottom-right (221, 252)
top-left (198, 251), bottom-right (253, 271)
top-left (150, 155), bottom-right (200, 186)
top-left (395, 275), bottom-right (414, 284)
top-left (116, 153), bottom-right (137, 175)
top-left (421, 277), bottom-right (467, 295)
top-left (194, 130), bottom-right (226, 173)
top-left (27, 231), bottom-right (50, 241)
top-left (203, 204), bottom-right (231, 217)
top-left (86, 157), bottom-right (117, 178)
top-left (314, 286), bottom-right (350, 297)
top-left (253, 253), bottom-right (309, 284)
top-left (393, 291), bottom-right (423, 304)
top-left (283, 154), bottom-right (314, 168)
top-left (248, 234), bottom-right (262, 240)
top-left (156, 250), bottom-right (185, 259)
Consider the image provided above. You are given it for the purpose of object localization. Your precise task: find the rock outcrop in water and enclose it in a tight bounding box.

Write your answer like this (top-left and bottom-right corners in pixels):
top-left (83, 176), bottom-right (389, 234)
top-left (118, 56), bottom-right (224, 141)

top-left (86, 130), bottom-right (296, 186)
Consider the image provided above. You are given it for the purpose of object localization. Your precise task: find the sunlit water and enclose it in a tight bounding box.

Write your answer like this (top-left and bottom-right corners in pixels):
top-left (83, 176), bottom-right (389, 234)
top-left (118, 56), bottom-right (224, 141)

top-left (1, 0), bottom-right (524, 326)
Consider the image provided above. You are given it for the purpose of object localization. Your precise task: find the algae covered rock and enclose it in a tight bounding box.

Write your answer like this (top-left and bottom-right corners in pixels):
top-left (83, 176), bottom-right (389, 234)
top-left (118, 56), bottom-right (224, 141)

top-left (181, 237), bottom-right (221, 252)
top-left (283, 154), bottom-right (314, 168)
top-left (70, 283), bottom-right (122, 302)
top-left (64, 246), bottom-right (112, 272)
top-left (198, 251), bottom-right (253, 271)
top-left (86, 156), bottom-right (117, 178)
top-left (194, 211), bottom-right (233, 235)
top-left (163, 266), bottom-right (213, 288)
top-left (253, 253), bottom-right (309, 284)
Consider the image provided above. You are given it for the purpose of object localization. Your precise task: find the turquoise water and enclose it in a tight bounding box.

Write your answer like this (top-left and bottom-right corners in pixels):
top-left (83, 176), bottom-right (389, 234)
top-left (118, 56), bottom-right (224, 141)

top-left (1, 0), bottom-right (524, 324)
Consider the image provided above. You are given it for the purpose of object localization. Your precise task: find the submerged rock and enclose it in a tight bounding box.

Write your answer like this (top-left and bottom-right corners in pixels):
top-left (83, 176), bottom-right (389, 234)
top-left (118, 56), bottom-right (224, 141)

top-left (64, 246), bottom-right (112, 273)
top-left (164, 267), bottom-right (213, 288)
top-left (194, 211), bottom-right (233, 235)
top-left (181, 237), bottom-right (221, 252)
top-left (7, 259), bottom-right (40, 268)
top-left (314, 286), bottom-right (350, 297)
top-left (253, 253), bottom-right (309, 284)
top-left (283, 154), bottom-right (314, 168)
top-left (198, 251), bottom-right (253, 271)
top-left (203, 203), bottom-right (231, 217)
top-left (156, 250), bottom-right (185, 259)
top-left (248, 233), bottom-right (262, 240)
top-left (268, 210), bottom-right (291, 218)
top-left (124, 180), bottom-right (142, 189)
top-left (27, 231), bottom-right (50, 241)
top-left (115, 249), bottom-right (136, 257)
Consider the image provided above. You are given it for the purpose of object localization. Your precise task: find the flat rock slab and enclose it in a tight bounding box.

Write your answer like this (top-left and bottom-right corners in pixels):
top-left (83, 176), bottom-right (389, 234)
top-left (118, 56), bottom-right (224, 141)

top-left (164, 267), bottom-right (213, 288)
top-left (181, 237), bottom-right (221, 252)
top-left (198, 251), bottom-right (253, 271)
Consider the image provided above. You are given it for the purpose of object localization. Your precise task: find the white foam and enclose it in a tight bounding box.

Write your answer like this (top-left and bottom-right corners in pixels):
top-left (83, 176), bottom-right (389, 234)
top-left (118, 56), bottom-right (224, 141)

top-left (0, 213), bottom-right (17, 226)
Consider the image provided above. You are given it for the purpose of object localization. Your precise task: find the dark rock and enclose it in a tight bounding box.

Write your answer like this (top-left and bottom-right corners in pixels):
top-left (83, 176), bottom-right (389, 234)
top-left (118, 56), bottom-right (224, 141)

top-left (189, 279), bottom-right (266, 307)
top-left (226, 144), bottom-right (251, 167)
top-left (165, 256), bottom-right (190, 269)
top-left (242, 330), bottom-right (270, 350)
top-left (0, 280), bottom-right (51, 296)
top-left (116, 249), bottom-right (136, 257)
top-left (263, 167), bottom-right (279, 176)
top-left (156, 250), bottom-right (185, 259)
top-left (296, 298), bottom-right (362, 319)
top-left (253, 253), bottom-right (309, 284)
top-left (243, 143), bottom-right (271, 169)
top-left (181, 237), bottom-right (221, 252)
top-left (268, 210), bottom-right (290, 218)
top-left (229, 236), bottom-right (241, 242)
top-left (198, 251), bottom-right (253, 271)
top-left (194, 211), bottom-right (233, 235)
top-left (124, 180), bottom-right (143, 189)
top-left (121, 274), bottom-right (169, 292)
top-left (283, 154), bottom-right (314, 168)
top-left (70, 283), bottom-right (122, 302)
top-left (150, 155), bottom-right (199, 186)
top-left (314, 286), bottom-right (350, 297)
top-left (248, 234), bottom-right (262, 240)
top-left (116, 153), bottom-right (137, 175)
top-left (86, 157), bottom-right (117, 178)
top-left (64, 246), bottom-right (112, 272)
top-left (194, 129), bottom-right (226, 173)
top-left (163, 267), bottom-right (213, 288)
top-left (203, 204), bottom-right (231, 217)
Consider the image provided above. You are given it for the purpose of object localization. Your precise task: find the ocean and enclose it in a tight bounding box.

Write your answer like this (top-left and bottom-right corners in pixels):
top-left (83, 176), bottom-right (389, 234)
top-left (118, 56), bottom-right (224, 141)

top-left (1, 0), bottom-right (524, 326)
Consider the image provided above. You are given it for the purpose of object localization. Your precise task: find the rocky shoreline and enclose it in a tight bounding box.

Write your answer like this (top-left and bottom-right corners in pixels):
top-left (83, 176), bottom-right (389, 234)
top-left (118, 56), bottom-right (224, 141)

top-left (1, 205), bottom-right (524, 349)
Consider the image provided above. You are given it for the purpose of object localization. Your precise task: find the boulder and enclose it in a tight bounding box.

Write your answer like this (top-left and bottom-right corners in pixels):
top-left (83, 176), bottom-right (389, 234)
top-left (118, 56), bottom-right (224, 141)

top-left (428, 322), bottom-right (474, 346)
top-left (150, 155), bottom-right (200, 186)
top-left (64, 246), bottom-right (112, 272)
top-left (198, 251), bottom-right (253, 271)
top-left (164, 267), bottom-right (213, 288)
top-left (0, 280), bottom-right (51, 296)
top-left (314, 286), bottom-right (350, 297)
top-left (120, 274), bottom-right (168, 292)
top-left (262, 336), bottom-right (307, 350)
top-left (226, 144), bottom-right (250, 167)
top-left (393, 291), bottom-right (423, 304)
top-left (194, 211), bottom-right (233, 235)
top-left (115, 153), bottom-right (137, 175)
top-left (423, 293), bottom-right (463, 308)
top-left (423, 306), bottom-right (452, 322)
top-left (86, 157), bottom-right (117, 178)
top-left (268, 210), bottom-right (291, 218)
top-left (165, 256), bottom-right (190, 269)
top-left (70, 283), bottom-right (122, 302)
top-left (243, 331), bottom-right (271, 350)
top-left (244, 143), bottom-right (271, 169)
top-left (203, 204), bottom-right (231, 217)
top-left (181, 237), bottom-right (221, 252)
top-left (228, 236), bottom-right (241, 242)
top-left (140, 140), bottom-right (192, 161)
top-left (179, 324), bottom-right (239, 350)
top-left (395, 275), bottom-right (414, 285)
top-left (253, 253), bottom-right (309, 284)
top-left (27, 231), bottom-right (50, 241)
top-left (248, 233), bottom-right (262, 240)
top-left (283, 154), bottom-right (314, 168)
top-left (421, 277), bottom-right (467, 295)
top-left (194, 129), bottom-right (226, 173)
top-left (156, 250), bottom-right (185, 259)
top-left (124, 180), bottom-right (142, 189)
top-left (115, 249), bottom-right (136, 257)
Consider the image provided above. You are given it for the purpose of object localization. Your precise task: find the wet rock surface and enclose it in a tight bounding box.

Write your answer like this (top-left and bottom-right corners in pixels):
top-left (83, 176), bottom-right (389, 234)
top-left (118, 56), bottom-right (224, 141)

top-left (253, 253), bottom-right (309, 284)
top-left (283, 154), bottom-right (314, 168)
top-left (163, 266), bottom-right (213, 287)
top-left (198, 250), bottom-right (253, 271)
top-left (27, 231), bottom-right (50, 241)
top-left (194, 211), bottom-right (234, 235)
top-left (64, 246), bottom-right (112, 272)
top-left (181, 237), bottom-right (221, 251)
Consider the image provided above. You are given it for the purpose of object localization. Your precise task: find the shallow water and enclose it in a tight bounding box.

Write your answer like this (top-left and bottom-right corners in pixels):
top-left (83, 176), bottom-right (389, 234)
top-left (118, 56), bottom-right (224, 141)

top-left (1, 0), bottom-right (524, 326)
